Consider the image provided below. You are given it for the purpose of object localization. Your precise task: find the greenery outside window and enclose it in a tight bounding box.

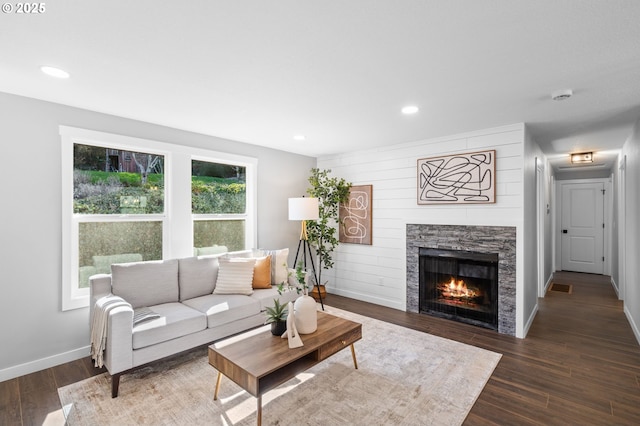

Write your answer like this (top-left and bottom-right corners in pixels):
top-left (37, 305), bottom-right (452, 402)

top-left (61, 127), bottom-right (257, 310)
top-left (192, 159), bottom-right (247, 254)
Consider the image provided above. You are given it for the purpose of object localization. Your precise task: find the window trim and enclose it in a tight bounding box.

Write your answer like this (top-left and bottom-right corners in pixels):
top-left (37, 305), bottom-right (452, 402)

top-left (191, 154), bottom-right (254, 252)
top-left (60, 126), bottom-right (257, 311)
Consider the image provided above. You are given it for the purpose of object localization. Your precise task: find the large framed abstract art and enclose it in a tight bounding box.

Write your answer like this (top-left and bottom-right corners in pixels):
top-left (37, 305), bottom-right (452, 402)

top-left (417, 150), bottom-right (496, 204)
top-left (339, 184), bottom-right (372, 245)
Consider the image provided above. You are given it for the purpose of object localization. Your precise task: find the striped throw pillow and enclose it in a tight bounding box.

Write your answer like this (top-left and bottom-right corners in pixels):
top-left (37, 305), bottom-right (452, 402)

top-left (213, 257), bottom-right (256, 295)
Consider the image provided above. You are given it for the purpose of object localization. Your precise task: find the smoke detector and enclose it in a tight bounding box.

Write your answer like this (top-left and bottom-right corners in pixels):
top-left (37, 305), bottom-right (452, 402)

top-left (551, 89), bottom-right (573, 101)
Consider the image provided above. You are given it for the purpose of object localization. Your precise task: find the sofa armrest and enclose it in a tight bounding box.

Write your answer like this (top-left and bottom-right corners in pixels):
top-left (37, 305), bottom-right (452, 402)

top-left (104, 305), bottom-right (134, 374)
top-left (89, 274), bottom-right (113, 324)
top-left (89, 274), bottom-right (134, 374)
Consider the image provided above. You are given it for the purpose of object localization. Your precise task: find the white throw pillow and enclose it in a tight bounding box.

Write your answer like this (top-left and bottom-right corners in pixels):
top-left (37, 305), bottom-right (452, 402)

top-left (260, 248), bottom-right (290, 284)
top-left (213, 257), bottom-right (256, 295)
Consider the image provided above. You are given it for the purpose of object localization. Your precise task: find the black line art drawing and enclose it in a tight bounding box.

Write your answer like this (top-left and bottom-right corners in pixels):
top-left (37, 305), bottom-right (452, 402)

top-left (417, 150), bottom-right (495, 204)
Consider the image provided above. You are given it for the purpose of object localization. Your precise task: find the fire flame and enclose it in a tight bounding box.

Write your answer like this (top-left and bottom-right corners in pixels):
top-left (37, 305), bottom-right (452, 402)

top-left (441, 278), bottom-right (477, 299)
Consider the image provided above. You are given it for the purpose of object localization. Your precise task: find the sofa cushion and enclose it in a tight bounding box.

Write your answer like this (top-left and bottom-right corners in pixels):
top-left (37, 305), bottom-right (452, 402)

top-left (111, 259), bottom-right (179, 309)
top-left (182, 294), bottom-right (261, 328)
top-left (178, 256), bottom-right (219, 301)
top-left (250, 287), bottom-right (299, 311)
top-left (260, 248), bottom-right (289, 284)
top-left (132, 302), bottom-right (206, 349)
top-left (213, 257), bottom-right (255, 295)
top-left (252, 255), bottom-right (272, 289)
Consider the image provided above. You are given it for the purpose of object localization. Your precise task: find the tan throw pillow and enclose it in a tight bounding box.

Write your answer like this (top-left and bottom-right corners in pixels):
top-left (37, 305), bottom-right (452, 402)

top-left (213, 257), bottom-right (255, 295)
top-left (252, 255), bottom-right (272, 289)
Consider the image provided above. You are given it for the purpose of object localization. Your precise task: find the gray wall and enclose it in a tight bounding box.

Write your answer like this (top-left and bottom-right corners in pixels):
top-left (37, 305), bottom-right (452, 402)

top-left (611, 167), bottom-right (619, 291)
top-left (0, 92), bottom-right (316, 379)
top-left (523, 127), bottom-right (549, 332)
top-left (621, 117), bottom-right (640, 344)
top-left (555, 168), bottom-right (612, 181)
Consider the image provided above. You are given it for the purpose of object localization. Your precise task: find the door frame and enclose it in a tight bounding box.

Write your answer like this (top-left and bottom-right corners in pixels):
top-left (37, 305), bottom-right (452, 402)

top-left (554, 177), bottom-right (612, 274)
top-left (536, 158), bottom-right (546, 297)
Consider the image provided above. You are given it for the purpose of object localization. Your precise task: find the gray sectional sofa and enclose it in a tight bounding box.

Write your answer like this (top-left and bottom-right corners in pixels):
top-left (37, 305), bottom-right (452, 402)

top-left (89, 249), bottom-right (298, 397)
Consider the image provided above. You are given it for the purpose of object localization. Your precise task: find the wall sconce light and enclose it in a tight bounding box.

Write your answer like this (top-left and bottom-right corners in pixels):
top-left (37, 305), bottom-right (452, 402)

top-left (570, 152), bottom-right (593, 164)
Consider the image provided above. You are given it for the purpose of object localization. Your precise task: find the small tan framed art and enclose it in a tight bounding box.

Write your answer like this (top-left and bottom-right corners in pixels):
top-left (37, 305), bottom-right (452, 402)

top-left (339, 185), bottom-right (372, 245)
top-left (417, 150), bottom-right (496, 204)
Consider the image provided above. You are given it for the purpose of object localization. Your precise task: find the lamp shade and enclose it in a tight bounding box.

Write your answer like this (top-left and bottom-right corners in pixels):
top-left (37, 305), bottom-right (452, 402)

top-left (288, 197), bottom-right (319, 221)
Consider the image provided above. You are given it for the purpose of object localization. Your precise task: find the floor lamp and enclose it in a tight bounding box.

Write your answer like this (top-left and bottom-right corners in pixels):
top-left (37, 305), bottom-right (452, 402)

top-left (288, 196), bottom-right (324, 310)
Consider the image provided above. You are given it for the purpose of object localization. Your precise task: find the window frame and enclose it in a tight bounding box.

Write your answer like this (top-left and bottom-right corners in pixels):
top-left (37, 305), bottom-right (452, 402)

top-left (191, 154), bottom-right (255, 252)
top-left (61, 126), bottom-right (257, 311)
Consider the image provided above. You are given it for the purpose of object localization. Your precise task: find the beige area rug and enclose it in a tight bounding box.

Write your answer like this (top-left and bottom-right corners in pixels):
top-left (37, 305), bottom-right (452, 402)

top-left (59, 307), bottom-right (501, 425)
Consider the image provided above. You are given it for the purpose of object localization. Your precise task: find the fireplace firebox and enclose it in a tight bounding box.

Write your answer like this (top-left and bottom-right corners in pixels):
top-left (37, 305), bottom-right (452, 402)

top-left (419, 247), bottom-right (498, 330)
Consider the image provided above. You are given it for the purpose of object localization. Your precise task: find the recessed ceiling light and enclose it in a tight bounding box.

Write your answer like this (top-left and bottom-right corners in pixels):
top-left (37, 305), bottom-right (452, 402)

top-left (41, 66), bottom-right (70, 79)
top-left (293, 135), bottom-right (306, 141)
top-left (401, 105), bottom-right (419, 115)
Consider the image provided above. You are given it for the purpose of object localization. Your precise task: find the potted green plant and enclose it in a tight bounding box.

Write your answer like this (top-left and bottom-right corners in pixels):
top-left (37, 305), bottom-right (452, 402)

top-left (305, 168), bottom-right (351, 296)
top-left (264, 299), bottom-right (288, 336)
top-left (277, 261), bottom-right (308, 295)
top-left (276, 262), bottom-right (317, 334)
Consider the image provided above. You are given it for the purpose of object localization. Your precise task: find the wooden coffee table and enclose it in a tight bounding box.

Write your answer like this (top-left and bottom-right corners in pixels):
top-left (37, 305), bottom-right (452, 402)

top-left (208, 311), bottom-right (362, 425)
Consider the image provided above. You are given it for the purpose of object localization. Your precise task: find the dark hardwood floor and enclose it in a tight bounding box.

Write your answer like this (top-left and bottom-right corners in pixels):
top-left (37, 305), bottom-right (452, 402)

top-left (2, 271), bottom-right (639, 425)
top-left (329, 272), bottom-right (640, 425)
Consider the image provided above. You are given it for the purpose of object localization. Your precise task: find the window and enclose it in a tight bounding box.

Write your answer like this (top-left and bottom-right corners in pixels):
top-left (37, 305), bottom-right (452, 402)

top-left (61, 127), bottom-right (257, 310)
top-left (192, 159), bottom-right (247, 252)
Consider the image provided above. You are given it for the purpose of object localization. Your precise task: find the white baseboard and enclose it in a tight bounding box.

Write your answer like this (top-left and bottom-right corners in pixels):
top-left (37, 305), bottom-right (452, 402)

top-left (610, 276), bottom-right (620, 298)
top-left (545, 274), bottom-right (553, 293)
top-left (522, 302), bottom-right (539, 338)
top-left (0, 345), bottom-right (89, 383)
top-left (326, 287), bottom-right (405, 311)
top-left (624, 305), bottom-right (640, 346)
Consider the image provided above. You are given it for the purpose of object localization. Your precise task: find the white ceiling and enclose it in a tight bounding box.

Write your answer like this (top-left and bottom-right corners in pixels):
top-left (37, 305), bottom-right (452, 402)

top-left (2, 1), bottom-right (640, 173)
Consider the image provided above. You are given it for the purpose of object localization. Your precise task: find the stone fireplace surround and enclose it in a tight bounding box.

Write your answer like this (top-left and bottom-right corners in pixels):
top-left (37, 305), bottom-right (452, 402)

top-left (406, 224), bottom-right (516, 336)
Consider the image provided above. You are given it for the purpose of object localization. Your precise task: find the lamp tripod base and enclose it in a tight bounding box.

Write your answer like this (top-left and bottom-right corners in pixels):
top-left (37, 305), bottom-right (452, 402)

top-left (293, 236), bottom-right (325, 310)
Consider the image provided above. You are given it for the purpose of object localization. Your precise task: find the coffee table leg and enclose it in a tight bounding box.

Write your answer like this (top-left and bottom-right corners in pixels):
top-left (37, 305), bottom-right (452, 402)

top-left (214, 371), bottom-right (222, 401)
top-left (350, 344), bottom-right (358, 369)
top-left (257, 395), bottom-right (262, 426)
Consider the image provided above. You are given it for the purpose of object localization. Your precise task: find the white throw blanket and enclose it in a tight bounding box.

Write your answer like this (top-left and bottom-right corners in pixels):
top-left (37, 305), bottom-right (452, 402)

top-left (90, 295), bottom-right (131, 368)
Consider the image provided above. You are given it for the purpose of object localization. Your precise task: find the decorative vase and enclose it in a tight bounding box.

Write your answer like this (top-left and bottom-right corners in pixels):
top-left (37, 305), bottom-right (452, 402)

top-left (294, 294), bottom-right (317, 334)
top-left (271, 320), bottom-right (287, 336)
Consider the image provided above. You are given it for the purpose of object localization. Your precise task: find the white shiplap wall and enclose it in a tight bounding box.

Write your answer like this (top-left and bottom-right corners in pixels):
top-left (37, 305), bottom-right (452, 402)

top-left (318, 123), bottom-right (526, 319)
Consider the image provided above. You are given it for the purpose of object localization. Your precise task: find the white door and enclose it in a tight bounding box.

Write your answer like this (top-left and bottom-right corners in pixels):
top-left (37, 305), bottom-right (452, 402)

top-left (561, 182), bottom-right (604, 274)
